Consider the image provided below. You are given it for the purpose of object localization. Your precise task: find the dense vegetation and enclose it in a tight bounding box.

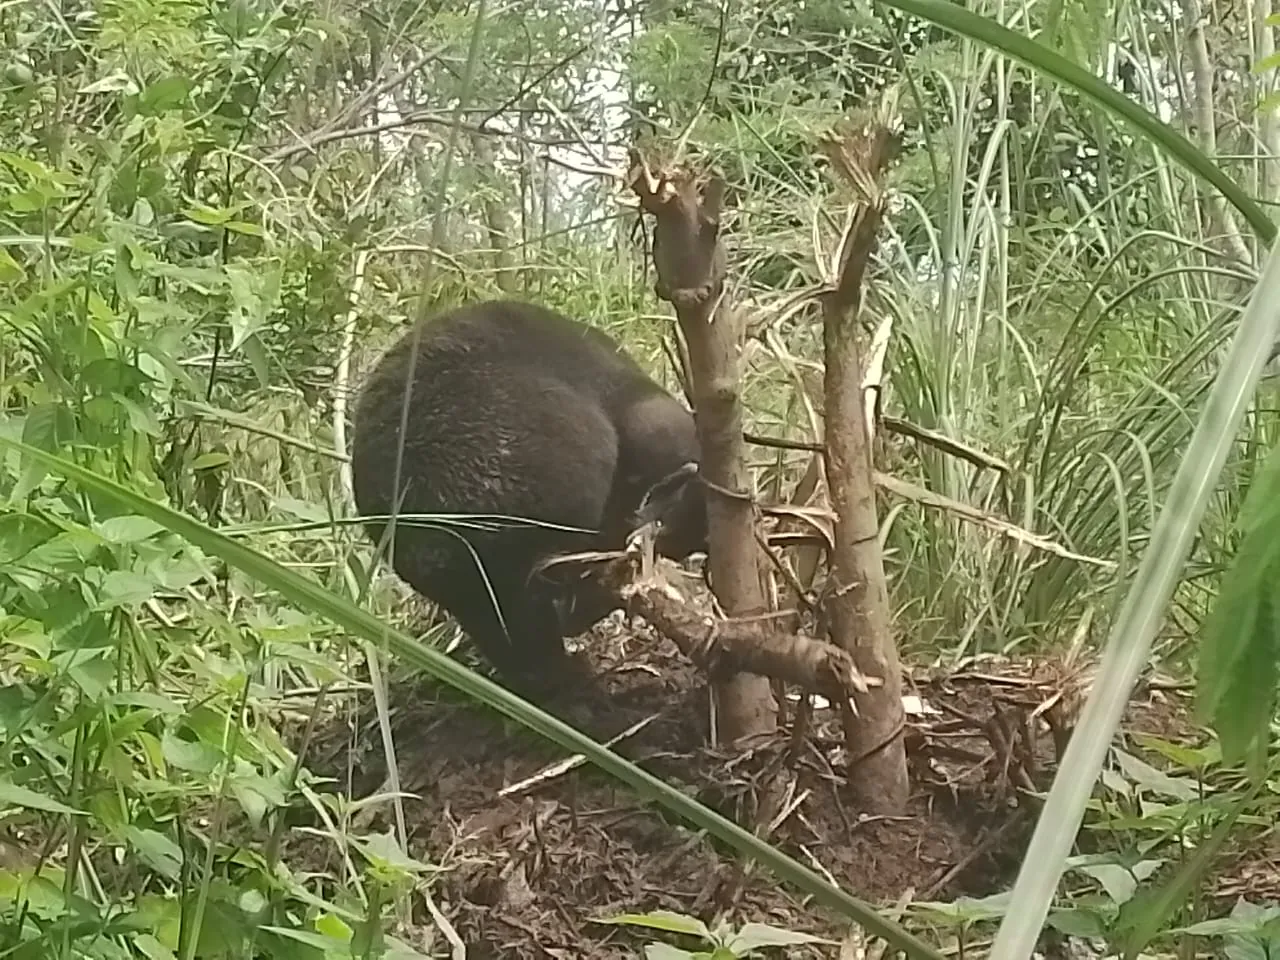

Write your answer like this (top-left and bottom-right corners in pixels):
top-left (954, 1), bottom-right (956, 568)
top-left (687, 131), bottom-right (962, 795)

top-left (2, 0), bottom-right (1279, 956)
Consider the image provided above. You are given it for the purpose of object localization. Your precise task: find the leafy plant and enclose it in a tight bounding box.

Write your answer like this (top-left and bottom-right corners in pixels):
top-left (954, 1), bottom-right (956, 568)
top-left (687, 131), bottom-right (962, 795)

top-left (596, 909), bottom-right (835, 958)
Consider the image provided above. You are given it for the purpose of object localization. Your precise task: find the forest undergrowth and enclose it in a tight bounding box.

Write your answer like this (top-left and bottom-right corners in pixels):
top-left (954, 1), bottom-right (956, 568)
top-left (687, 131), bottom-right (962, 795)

top-left (3, 0), bottom-right (1280, 956)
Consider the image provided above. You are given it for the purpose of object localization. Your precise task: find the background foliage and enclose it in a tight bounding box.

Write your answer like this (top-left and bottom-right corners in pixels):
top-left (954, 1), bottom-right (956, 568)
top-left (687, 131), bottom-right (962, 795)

top-left (2, 0), bottom-right (1278, 955)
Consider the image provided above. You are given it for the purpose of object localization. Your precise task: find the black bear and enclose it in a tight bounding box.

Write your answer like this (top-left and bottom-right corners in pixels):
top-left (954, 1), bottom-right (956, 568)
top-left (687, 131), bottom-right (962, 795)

top-left (350, 299), bottom-right (706, 694)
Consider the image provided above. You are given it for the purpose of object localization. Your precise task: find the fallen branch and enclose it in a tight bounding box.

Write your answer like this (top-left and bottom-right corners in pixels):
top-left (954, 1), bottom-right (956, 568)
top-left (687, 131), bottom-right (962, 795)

top-left (871, 471), bottom-right (1114, 570)
top-left (880, 416), bottom-right (1010, 474)
top-left (593, 549), bottom-right (875, 704)
top-left (537, 538), bottom-right (874, 704)
top-left (739, 434), bottom-right (1108, 569)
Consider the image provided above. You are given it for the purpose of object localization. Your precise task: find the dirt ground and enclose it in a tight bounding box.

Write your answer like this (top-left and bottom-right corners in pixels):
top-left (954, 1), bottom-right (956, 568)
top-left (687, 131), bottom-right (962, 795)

top-left (301, 612), bottom-right (1210, 959)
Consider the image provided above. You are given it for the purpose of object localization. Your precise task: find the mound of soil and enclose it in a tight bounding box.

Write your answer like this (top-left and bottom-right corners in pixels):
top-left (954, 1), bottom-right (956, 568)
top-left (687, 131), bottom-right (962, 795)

top-left (299, 614), bottom-right (1194, 958)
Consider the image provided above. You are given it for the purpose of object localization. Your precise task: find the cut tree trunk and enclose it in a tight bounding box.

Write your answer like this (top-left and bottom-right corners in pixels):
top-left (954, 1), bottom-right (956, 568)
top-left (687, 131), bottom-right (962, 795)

top-left (628, 153), bottom-right (778, 743)
top-left (818, 119), bottom-right (909, 813)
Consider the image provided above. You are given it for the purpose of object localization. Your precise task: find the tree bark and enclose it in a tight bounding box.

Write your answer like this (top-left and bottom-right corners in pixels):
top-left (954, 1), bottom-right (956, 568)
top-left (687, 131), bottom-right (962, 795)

top-left (818, 121), bottom-right (909, 813)
top-left (1186, 0), bottom-right (1254, 268)
top-left (628, 153), bottom-right (778, 743)
top-left (470, 133), bottom-right (518, 294)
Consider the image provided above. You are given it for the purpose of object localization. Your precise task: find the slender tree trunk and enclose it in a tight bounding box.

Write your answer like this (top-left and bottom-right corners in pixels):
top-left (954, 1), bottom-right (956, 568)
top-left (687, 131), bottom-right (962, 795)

top-left (470, 132), bottom-right (518, 294)
top-left (819, 121), bottom-right (909, 812)
top-left (1186, 0), bottom-right (1254, 267)
top-left (823, 316), bottom-right (908, 812)
top-left (628, 157), bottom-right (778, 743)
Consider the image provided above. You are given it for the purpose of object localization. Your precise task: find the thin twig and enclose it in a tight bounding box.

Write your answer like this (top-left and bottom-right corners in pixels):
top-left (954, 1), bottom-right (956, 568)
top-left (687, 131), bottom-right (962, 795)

top-left (333, 250), bottom-right (370, 503)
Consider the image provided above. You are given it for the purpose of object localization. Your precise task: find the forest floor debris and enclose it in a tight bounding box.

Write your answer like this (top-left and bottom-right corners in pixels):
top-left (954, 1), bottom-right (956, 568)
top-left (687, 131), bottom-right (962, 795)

top-left (298, 616), bottom-right (1227, 959)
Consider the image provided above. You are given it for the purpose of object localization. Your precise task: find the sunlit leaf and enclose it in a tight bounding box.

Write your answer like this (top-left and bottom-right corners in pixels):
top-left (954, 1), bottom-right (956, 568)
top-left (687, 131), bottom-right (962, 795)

top-left (80, 71), bottom-right (138, 95)
top-left (727, 922), bottom-right (834, 950)
top-left (1111, 748), bottom-right (1198, 802)
top-left (160, 732), bottom-right (222, 773)
top-left (138, 75), bottom-right (193, 114)
top-left (0, 247), bottom-right (25, 285)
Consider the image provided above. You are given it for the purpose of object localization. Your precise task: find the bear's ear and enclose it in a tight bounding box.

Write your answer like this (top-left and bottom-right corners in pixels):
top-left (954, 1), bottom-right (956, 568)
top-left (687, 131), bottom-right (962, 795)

top-left (631, 461), bottom-right (706, 560)
top-left (634, 461), bottom-right (700, 524)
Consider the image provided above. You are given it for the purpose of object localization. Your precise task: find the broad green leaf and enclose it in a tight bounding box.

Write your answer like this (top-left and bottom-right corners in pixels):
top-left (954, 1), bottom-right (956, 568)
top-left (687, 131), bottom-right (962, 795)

top-left (160, 732), bottom-right (222, 773)
top-left (0, 512), bottom-right (58, 562)
top-left (1046, 908), bottom-right (1109, 938)
top-left (185, 204), bottom-right (234, 226)
top-left (262, 925), bottom-right (354, 954)
top-left (116, 394), bottom-right (164, 437)
top-left (1196, 443), bottom-right (1280, 762)
top-left (230, 772), bottom-right (285, 829)
top-left (1110, 748), bottom-right (1198, 802)
top-left (273, 496), bottom-right (329, 523)
top-left (225, 261), bottom-right (269, 352)
top-left (1254, 50), bottom-right (1280, 74)
top-left (132, 934), bottom-right (178, 960)
top-left (0, 779), bottom-right (85, 815)
top-left (0, 152), bottom-right (54, 180)
top-left (96, 515), bottom-right (167, 544)
top-left (314, 912), bottom-right (354, 943)
top-left (225, 220), bottom-right (263, 237)
top-left (644, 946), bottom-right (699, 960)
top-left (97, 570), bottom-right (159, 607)
top-left (138, 75), bottom-right (193, 114)
top-left (1180, 908), bottom-right (1280, 939)
top-left (240, 329), bottom-right (271, 387)
top-left (354, 829), bottom-right (429, 874)
top-left (1, 621), bottom-right (50, 659)
top-left (0, 871), bottom-right (69, 919)
top-left (1070, 858), bottom-right (1162, 906)
top-left (27, 528), bottom-right (103, 571)
top-left (1207, 604), bottom-right (1278, 771)
top-left (1130, 734), bottom-right (1218, 772)
top-left (11, 403), bottom-right (75, 500)
top-left (1236, 442), bottom-right (1280, 533)
top-left (191, 451), bottom-right (231, 471)
top-left (122, 826), bottom-right (183, 880)
top-left (80, 358), bottom-right (154, 394)
top-left (911, 891), bottom-right (1012, 923)
top-left (727, 922), bottom-right (834, 950)
top-left (598, 911), bottom-right (711, 939)
top-left (0, 247), bottom-right (24, 285)
top-left (381, 937), bottom-right (434, 960)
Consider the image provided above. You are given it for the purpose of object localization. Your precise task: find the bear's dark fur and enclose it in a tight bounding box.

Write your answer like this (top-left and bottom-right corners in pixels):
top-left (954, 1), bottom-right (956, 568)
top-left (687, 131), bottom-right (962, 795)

top-left (350, 299), bottom-right (706, 693)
